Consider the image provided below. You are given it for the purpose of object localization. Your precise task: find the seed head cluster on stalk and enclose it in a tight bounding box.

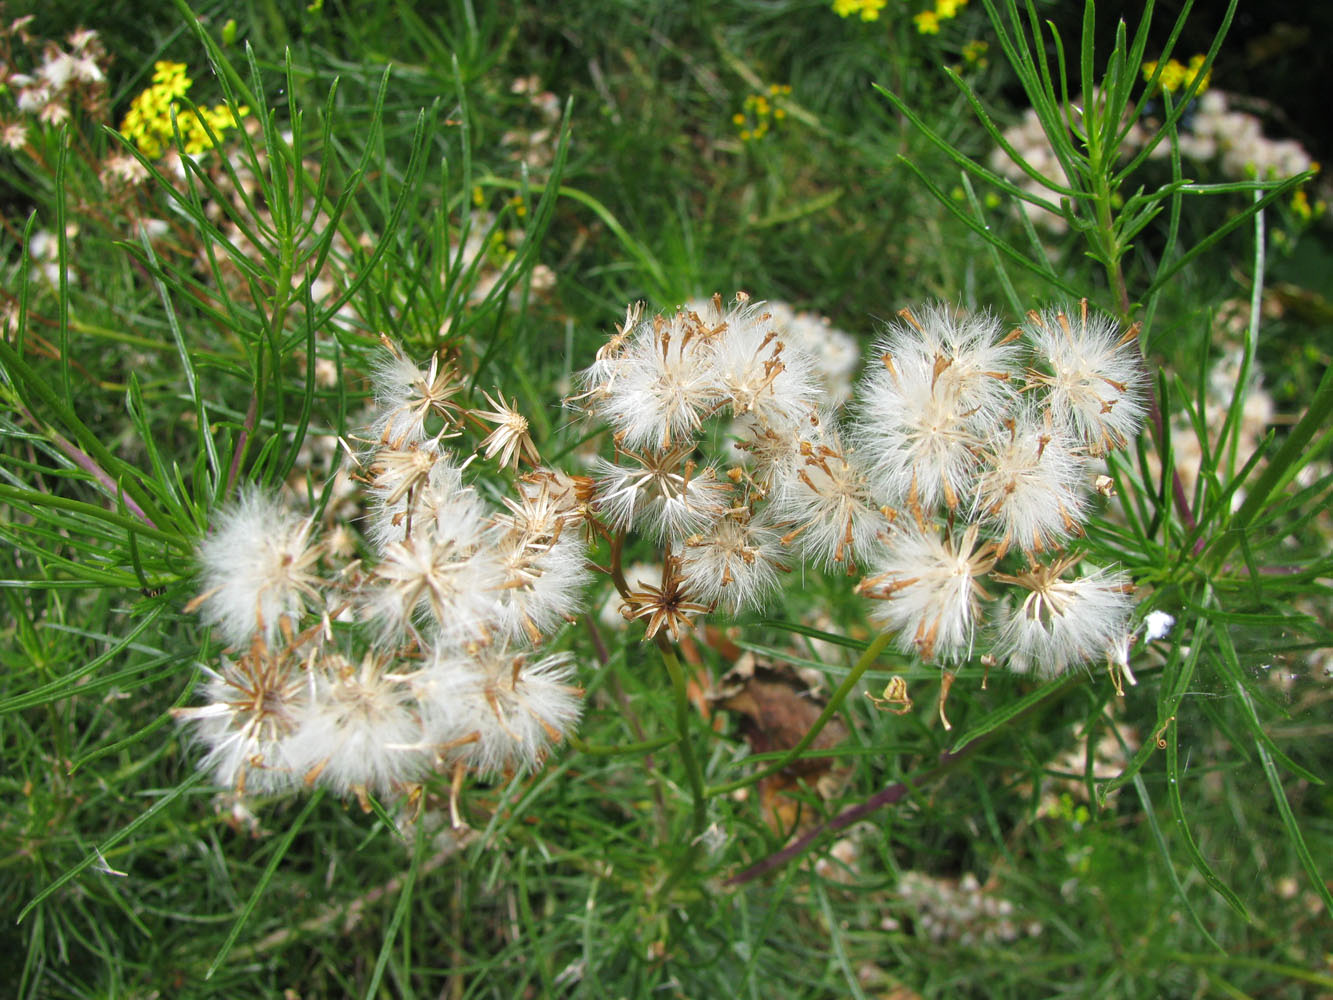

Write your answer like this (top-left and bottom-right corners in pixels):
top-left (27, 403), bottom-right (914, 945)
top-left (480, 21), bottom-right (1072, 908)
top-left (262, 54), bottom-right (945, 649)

top-left (854, 301), bottom-right (1146, 719)
top-left (572, 295), bottom-right (1148, 717)
top-left (178, 294), bottom-right (1150, 806)
top-left (179, 339), bottom-right (590, 820)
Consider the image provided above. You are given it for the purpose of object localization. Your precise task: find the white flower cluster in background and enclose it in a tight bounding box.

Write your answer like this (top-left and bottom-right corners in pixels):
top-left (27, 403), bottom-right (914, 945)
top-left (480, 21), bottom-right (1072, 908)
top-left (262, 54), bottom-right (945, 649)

top-left (573, 295), bottom-right (1146, 691)
top-left (986, 107), bottom-right (1080, 235)
top-left (889, 871), bottom-right (1043, 947)
top-left (990, 88), bottom-right (1317, 234)
top-left (0, 17), bottom-right (107, 141)
top-left (1152, 90), bottom-right (1316, 182)
top-left (179, 341), bottom-right (588, 814)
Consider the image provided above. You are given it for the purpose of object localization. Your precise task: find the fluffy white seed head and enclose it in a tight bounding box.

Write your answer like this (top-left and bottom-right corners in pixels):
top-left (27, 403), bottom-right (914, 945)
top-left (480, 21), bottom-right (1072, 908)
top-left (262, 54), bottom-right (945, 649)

top-left (366, 439), bottom-right (448, 511)
top-left (416, 646), bottom-right (582, 777)
top-left (195, 489), bottom-right (324, 646)
top-left (173, 642), bottom-right (307, 795)
top-left (735, 407), bottom-right (827, 493)
top-left (690, 294), bottom-right (820, 433)
top-left (1024, 302), bottom-right (1147, 454)
top-left (368, 345), bottom-right (462, 446)
top-left (362, 499), bottom-right (502, 646)
top-left (592, 447), bottom-right (731, 543)
top-left (992, 557), bottom-right (1133, 677)
top-left (364, 457), bottom-right (465, 553)
top-left (581, 307), bottom-right (724, 450)
top-left (972, 406), bottom-right (1088, 556)
top-left (855, 305), bottom-right (1018, 513)
top-left (858, 523), bottom-right (998, 663)
top-left (489, 527), bottom-right (590, 645)
top-left (287, 651), bottom-right (427, 798)
top-left (767, 423), bottom-right (887, 571)
top-left (856, 354), bottom-right (981, 514)
top-left (680, 510), bottom-right (788, 614)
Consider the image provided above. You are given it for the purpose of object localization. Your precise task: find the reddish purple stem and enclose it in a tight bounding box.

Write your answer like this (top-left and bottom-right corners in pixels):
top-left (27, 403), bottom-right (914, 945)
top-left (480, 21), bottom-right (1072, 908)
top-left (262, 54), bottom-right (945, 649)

top-left (726, 738), bottom-right (984, 887)
top-left (18, 403), bottom-right (157, 528)
top-left (225, 392), bottom-right (259, 495)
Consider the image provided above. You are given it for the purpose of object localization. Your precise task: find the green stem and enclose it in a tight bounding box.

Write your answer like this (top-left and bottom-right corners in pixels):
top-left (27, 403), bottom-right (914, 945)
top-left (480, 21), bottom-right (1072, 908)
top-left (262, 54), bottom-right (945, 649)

top-left (653, 636), bottom-right (711, 900)
top-left (656, 637), bottom-right (707, 836)
top-left (1089, 163), bottom-right (1130, 322)
top-left (568, 733), bottom-right (677, 757)
top-left (1207, 355), bottom-right (1333, 571)
top-left (706, 628), bottom-right (895, 798)
top-left (1085, 150), bottom-right (1202, 543)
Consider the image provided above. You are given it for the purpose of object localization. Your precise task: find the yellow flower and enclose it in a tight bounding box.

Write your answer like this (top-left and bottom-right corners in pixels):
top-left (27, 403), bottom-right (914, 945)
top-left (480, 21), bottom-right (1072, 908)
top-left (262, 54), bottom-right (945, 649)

top-left (118, 61), bottom-right (247, 159)
top-left (832, 0), bottom-right (885, 21)
top-left (1143, 54), bottom-right (1211, 95)
top-left (914, 10), bottom-right (940, 34)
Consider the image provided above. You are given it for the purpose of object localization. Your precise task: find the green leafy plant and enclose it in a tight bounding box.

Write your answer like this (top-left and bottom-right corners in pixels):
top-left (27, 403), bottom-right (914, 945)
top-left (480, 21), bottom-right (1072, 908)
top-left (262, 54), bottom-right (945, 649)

top-left (3, 0), bottom-right (1330, 996)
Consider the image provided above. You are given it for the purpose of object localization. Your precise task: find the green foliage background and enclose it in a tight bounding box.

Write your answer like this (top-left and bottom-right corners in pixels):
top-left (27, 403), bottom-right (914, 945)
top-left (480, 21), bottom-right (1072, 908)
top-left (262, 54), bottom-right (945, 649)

top-left (2, 0), bottom-right (1331, 996)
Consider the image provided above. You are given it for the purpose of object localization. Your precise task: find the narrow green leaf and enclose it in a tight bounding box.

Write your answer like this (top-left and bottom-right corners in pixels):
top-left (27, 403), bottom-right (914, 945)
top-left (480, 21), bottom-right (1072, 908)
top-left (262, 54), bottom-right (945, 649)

top-left (874, 83), bottom-right (1074, 207)
top-left (1164, 717), bottom-right (1249, 918)
top-left (18, 770), bottom-right (207, 924)
top-left (1210, 632), bottom-right (1323, 786)
top-left (1245, 689), bottom-right (1333, 919)
top-left (1100, 634), bottom-right (1201, 799)
top-left (363, 810), bottom-right (426, 999)
top-left (0, 606), bottom-right (165, 714)
top-left (894, 156), bottom-right (1084, 300)
top-left (949, 673), bottom-right (1078, 753)
top-left (1145, 173), bottom-right (1310, 297)
top-left (1131, 774), bottom-right (1221, 949)
top-left (207, 790), bottom-right (325, 978)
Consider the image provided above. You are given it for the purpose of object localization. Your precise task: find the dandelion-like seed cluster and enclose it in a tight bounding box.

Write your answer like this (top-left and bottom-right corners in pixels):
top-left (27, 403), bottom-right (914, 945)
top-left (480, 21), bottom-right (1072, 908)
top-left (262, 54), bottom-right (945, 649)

top-left (854, 301), bottom-right (1144, 688)
top-left (180, 293), bottom-right (1148, 804)
top-left (570, 294), bottom-right (862, 635)
top-left (180, 341), bottom-right (588, 814)
top-left (572, 294), bottom-right (1146, 695)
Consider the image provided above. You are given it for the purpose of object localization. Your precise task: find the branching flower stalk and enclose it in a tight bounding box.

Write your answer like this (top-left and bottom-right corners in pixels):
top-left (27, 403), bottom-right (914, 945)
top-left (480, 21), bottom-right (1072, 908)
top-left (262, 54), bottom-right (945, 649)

top-left (567, 292), bottom-right (1150, 870)
top-left (178, 341), bottom-right (589, 823)
top-left (174, 288), bottom-right (1149, 885)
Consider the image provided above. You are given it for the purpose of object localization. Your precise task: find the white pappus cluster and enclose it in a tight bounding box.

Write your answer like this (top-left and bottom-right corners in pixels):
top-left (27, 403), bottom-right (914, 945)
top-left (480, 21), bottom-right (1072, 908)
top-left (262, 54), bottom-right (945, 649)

top-left (571, 294), bottom-right (879, 637)
top-left (853, 301), bottom-right (1144, 687)
top-left (180, 339), bottom-right (589, 814)
top-left (574, 294), bottom-right (1146, 695)
top-left (990, 89), bottom-right (1318, 235)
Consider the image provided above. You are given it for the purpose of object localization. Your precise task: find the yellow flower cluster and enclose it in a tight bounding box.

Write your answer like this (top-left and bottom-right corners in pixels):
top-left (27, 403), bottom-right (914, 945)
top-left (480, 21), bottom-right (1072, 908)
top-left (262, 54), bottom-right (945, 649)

top-left (1141, 54), bottom-right (1211, 95)
top-left (832, 0), bottom-right (887, 21)
top-left (732, 84), bottom-right (790, 142)
top-left (119, 60), bottom-right (248, 159)
top-left (914, 0), bottom-right (968, 34)
top-left (1290, 187), bottom-right (1326, 223)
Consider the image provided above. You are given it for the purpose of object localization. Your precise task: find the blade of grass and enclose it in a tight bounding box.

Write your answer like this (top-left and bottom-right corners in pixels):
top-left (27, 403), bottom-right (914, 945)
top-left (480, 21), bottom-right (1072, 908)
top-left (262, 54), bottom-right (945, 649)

top-left (17, 770), bottom-right (207, 925)
top-left (1131, 773), bottom-right (1221, 949)
top-left (207, 789), bottom-right (325, 978)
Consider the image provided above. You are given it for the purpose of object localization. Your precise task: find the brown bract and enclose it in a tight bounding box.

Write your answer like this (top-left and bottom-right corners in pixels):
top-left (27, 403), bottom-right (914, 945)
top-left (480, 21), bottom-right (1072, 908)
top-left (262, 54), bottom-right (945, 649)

top-left (619, 554), bottom-right (710, 641)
